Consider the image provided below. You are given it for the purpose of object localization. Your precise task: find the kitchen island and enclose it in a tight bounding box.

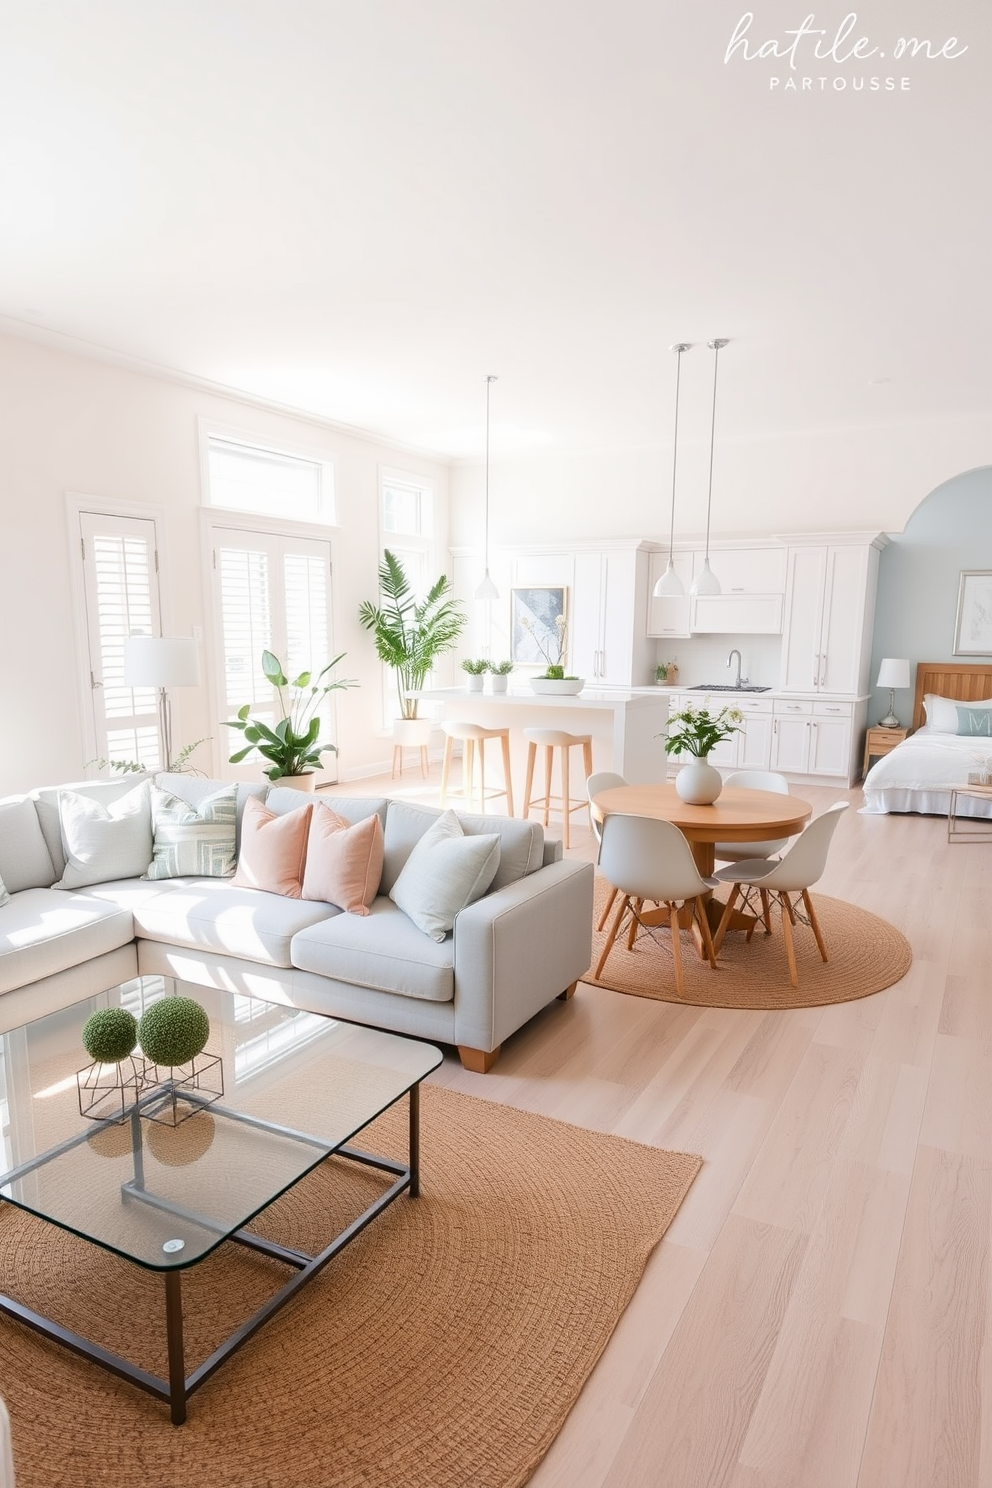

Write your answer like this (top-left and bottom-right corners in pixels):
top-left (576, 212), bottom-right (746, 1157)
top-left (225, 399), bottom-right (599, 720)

top-left (414, 686), bottom-right (670, 784)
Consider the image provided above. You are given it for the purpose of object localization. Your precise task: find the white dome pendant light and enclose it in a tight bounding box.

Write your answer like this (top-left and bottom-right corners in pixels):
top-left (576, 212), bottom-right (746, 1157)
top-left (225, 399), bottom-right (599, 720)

top-left (690, 338), bottom-right (729, 598)
top-left (653, 342), bottom-right (693, 598)
top-left (474, 374), bottom-right (500, 602)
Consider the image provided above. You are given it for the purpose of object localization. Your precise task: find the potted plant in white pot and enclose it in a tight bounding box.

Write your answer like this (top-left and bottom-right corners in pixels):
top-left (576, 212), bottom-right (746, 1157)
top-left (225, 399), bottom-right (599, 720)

top-left (461, 658), bottom-right (488, 692)
top-left (487, 660), bottom-right (514, 694)
top-left (224, 650), bottom-right (357, 789)
top-left (521, 613), bottom-right (584, 695)
top-left (359, 550), bottom-right (467, 756)
top-left (663, 704), bottom-right (743, 805)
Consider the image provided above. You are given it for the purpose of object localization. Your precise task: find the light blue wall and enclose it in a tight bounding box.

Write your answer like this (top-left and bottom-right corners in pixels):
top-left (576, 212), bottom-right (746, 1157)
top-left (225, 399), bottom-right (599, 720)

top-left (871, 467), bottom-right (992, 725)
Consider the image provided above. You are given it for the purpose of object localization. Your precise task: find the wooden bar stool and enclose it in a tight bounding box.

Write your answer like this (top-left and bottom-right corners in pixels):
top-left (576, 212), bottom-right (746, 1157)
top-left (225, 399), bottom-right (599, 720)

top-left (522, 728), bottom-right (594, 848)
top-left (439, 722), bottom-right (514, 815)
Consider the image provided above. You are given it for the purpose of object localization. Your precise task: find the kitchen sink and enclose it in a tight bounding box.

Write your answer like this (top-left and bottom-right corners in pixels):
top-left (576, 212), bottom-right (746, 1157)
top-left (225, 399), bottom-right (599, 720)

top-left (687, 683), bottom-right (772, 692)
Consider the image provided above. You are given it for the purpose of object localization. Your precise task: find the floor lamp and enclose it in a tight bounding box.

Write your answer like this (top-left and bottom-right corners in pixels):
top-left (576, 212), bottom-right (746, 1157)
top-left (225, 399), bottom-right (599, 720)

top-left (123, 636), bottom-right (200, 769)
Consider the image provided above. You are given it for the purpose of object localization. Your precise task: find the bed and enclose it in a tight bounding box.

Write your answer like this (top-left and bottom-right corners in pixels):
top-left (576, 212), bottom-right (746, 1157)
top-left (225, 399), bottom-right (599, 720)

top-left (861, 662), bottom-right (992, 816)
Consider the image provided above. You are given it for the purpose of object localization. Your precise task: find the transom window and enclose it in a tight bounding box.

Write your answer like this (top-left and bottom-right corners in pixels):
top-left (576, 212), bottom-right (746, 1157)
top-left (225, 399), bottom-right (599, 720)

top-left (205, 435), bottom-right (335, 524)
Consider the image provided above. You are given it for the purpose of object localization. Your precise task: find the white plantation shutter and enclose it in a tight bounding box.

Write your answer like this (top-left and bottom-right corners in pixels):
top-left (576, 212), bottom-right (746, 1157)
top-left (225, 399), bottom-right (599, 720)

top-left (78, 512), bottom-right (164, 770)
top-left (210, 525), bottom-right (338, 783)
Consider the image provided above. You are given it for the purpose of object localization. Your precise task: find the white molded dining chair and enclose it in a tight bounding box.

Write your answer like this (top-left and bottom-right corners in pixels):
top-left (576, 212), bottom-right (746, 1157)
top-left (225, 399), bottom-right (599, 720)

top-left (713, 769), bottom-right (791, 931)
top-left (595, 814), bottom-right (719, 998)
top-left (586, 771), bottom-right (627, 930)
top-left (712, 801), bottom-right (849, 986)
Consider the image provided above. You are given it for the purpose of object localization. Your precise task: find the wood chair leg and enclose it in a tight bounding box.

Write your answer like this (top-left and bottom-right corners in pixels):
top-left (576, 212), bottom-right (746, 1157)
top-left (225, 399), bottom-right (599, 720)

top-left (458, 1045), bottom-right (501, 1073)
top-left (626, 898), bottom-right (642, 950)
top-left (464, 739), bottom-right (476, 809)
top-left (668, 900), bottom-right (684, 997)
top-left (561, 744), bottom-right (571, 849)
top-left (392, 744), bottom-right (402, 779)
top-left (439, 736), bottom-right (454, 804)
top-left (542, 747), bottom-right (553, 827)
top-left (759, 888), bottom-right (773, 934)
top-left (597, 884), bottom-right (619, 931)
top-left (582, 739), bottom-right (593, 783)
top-left (478, 738), bottom-right (487, 813)
top-left (500, 731), bottom-right (514, 816)
top-left (522, 743), bottom-right (537, 821)
top-left (695, 896), bottom-right (718, 969)
top-left (802, 889), bottom-right (829, 962)
top-left (780, 894), bottom-right (799, 987)
top-left (712, 884), bottom-right (741, 955)
top-left (419, 744), bottom-right (429, 779)
top-left (595, 894), bottom-right (630, 979)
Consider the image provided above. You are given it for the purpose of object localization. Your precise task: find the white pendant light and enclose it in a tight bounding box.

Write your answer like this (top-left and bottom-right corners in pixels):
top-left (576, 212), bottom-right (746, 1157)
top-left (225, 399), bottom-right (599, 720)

top-left (474, 374), bottom-right (500, 601)
top-left (653, 342), bottom-right (692, 599)
top-left (690, 338), bottom-right (729, 598)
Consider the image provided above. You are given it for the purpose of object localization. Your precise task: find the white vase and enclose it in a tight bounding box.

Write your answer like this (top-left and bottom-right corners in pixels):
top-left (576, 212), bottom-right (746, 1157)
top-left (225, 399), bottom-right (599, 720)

top-left (466, 675), bottom-right (485, 692)
top-left (488, 674), bottom-right (509, 693)
top-left (674, 757), bottom-right (723, 805)
top-left (529, 678), bottom-right (585, 696)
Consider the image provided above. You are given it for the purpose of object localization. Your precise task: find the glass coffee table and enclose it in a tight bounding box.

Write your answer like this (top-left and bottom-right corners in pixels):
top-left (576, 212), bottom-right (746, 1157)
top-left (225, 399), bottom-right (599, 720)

top-left (0, 977), bottom-right (442, 1424)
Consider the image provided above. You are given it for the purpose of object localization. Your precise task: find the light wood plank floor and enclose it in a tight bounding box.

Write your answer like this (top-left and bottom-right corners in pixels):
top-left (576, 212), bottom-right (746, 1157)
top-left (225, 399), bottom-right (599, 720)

top-left (326, 766), bottom-right (991, 1488)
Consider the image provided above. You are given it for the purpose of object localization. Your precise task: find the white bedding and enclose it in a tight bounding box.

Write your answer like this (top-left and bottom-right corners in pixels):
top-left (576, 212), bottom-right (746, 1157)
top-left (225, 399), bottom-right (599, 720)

top-left (862, 730), bottom-right (992, 816)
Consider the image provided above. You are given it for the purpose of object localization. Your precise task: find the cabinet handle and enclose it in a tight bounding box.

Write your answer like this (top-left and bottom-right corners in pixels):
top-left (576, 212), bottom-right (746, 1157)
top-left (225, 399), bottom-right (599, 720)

top-left (813, 653), bottom-right (820, 687)
top-left (820, 657), bottom-right (827, 687)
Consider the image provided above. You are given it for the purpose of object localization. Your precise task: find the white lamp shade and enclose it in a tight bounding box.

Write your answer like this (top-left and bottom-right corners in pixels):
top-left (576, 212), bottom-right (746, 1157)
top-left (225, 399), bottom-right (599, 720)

top-left (689, 559), bottom-right (721, 597)
top-left (652, 561), bottom-right (685, 598)
top-left (475, 569), bottom-right (500, 601)
top-left (124, 636), bottom-right (200, 688)
top-left (876, 658), bottom-right (910, 690)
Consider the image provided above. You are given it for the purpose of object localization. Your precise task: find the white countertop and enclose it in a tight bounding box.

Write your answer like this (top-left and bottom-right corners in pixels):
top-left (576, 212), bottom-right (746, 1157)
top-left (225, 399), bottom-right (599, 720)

top-left (414, 687), bottom-right (669, 711)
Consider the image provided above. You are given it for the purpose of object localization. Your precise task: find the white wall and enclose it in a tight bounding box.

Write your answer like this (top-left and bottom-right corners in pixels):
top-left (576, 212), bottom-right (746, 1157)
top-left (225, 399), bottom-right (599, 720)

top-left (0, 332), bottom-right (450, 794)
top-left (449, 414), bottom-right (992, 551)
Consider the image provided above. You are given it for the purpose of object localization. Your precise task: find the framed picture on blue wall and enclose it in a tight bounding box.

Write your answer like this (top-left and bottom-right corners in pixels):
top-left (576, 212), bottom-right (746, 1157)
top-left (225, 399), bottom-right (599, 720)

top-left (953, 571), bottom-right (992, 655)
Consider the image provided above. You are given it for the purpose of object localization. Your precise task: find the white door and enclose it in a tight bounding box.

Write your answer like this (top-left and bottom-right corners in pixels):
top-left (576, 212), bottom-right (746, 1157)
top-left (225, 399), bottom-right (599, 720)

top-left (738, 711), bottom-right (774, 770)
top-left (77, 511), bottom-right (165, 770)
top-left (772, 715), bottom-right (810, 772)
top-left (599, 551), bottom-right (636, 684)
top-left (818, 546), bottom-right (869, 694)
top-left (570, 551), bottom-right (604, 680)
top-left (809, 716), bottom-right (852, 776)
top-left (781, 547), bottom-right (827, 692)
top-left (209, 525), bottom-right (339, 783)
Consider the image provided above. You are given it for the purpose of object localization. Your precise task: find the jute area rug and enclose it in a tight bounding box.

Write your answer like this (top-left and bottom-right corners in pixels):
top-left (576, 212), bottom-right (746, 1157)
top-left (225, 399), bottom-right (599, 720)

top-left (586, 875), bottom-right (912, 1010)
top-left (1, 1086), bottom-right (700, 1488)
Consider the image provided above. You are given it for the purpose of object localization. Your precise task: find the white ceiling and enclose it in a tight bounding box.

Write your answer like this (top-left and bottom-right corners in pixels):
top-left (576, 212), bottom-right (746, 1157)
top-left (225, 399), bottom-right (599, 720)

top-left (0, 0), bottom-right (988, 459)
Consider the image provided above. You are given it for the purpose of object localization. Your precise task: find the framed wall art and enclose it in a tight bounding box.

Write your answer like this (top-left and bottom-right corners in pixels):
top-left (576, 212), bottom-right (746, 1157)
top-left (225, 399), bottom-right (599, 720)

top-left (510, 587), bottom-right (567, 667)
top-left (953, 571), bottom-right (992, 656)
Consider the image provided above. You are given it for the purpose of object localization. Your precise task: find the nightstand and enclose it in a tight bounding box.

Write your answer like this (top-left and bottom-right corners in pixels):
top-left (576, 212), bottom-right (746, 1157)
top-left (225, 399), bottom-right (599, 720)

top-left (862, 725), bottom-right (908, 779)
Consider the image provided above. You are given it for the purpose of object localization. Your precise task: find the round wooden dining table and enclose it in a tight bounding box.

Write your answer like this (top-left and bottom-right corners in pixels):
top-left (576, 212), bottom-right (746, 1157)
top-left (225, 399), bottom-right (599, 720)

top-left (591, 782), bottom-right (812, 878)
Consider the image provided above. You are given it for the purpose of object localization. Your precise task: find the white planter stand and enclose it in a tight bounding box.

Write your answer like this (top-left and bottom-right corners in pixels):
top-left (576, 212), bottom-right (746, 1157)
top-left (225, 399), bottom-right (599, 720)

top-left (392, 718), bottom-right (433, 779)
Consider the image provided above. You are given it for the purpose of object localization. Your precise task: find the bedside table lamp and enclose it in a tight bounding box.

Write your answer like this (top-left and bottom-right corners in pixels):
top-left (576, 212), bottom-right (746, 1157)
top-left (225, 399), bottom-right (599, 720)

top-left (124, 636), bottom-right (200, 769)
top-left (876, 657), bottom-right (911, 729)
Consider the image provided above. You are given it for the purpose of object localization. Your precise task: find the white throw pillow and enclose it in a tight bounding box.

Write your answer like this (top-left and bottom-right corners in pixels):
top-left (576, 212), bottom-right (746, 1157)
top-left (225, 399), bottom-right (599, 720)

top-left (55, 780), bottom-right (153, 889)
top-left (924, 694), bottom-right (992, 733)
top-left (389, 809), bottom-right (500, 942)
top-left (144, 783), bottom-right (238, 880)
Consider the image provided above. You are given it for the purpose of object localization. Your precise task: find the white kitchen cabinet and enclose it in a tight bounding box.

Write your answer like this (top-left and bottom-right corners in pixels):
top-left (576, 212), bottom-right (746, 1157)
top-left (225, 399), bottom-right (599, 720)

top-left (780, 540), bottom-right (880, 695)
top-left (646, 550), bottom-right (696, 639)
top-left (770, 700), bottom-right (853, 778)
top-left (809, 713), bottom-right (852, 776)
top-left (689, 592), bottom-right (783, 635)
top-left (736, 698), bottom-right (774, 770)
top-left (572, 546), bottom-right (651, 684)
top-left (709, 546), bottom-right (787, 594)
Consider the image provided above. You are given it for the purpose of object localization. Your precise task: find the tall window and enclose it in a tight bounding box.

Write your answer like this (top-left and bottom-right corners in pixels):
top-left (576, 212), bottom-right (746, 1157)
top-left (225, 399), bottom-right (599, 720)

top-left (208, 523), bottom-right (339, 783)
top-left (75, 510), bottom-right (165, 770)
top-left (205, 435), bottom-right (335, 524)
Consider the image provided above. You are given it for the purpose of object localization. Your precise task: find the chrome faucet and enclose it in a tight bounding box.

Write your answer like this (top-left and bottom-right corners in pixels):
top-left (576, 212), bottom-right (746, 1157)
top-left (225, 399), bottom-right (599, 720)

top-left (727, 648), bottom-right (743, 689)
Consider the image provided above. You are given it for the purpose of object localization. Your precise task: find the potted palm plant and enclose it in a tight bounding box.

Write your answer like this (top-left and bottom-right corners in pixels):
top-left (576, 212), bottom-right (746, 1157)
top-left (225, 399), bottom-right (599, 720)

top-left (224, 650), bottom-right (357, 789)
top-left (359, 551), bottom-right (467, 754)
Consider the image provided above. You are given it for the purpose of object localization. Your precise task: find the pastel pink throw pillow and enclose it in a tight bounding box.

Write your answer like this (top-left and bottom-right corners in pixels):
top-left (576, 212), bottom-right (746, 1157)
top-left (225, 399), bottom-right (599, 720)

top-left (302, 806), bottom-right (384, 915)
top-left (233, 796), bottom-right (313, 898)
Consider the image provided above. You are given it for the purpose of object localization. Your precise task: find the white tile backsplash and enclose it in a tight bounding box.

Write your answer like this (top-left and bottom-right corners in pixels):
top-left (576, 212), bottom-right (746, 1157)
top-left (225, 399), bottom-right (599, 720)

top-left (653, 634), bottom-right (783, 690)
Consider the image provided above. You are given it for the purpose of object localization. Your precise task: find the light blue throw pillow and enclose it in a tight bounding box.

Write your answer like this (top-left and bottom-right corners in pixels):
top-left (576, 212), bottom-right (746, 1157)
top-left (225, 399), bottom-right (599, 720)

top-left (956, 706), bottom-right (992, 737)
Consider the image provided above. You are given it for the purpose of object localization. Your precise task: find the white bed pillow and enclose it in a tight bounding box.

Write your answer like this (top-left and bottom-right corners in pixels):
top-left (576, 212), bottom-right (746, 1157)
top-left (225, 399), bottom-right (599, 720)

top-left (389, 809), bottom-right (500, 942)
top-left (924, 694), bottom-right (992, 733)
top-left (55, 780), bottom-right (153, 889)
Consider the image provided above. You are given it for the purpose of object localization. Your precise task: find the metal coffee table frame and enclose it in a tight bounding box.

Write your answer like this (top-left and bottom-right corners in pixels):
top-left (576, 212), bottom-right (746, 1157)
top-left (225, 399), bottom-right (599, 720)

top-left (0, 1078), bottom-right (424, 1426)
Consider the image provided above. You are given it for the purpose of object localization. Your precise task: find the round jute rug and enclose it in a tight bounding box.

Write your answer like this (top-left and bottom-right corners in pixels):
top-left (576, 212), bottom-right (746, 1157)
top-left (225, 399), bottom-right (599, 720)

top-left (586, 877), bottom-right (912, 1009)
top-left (0, 1086), bottom-right (700, 1488)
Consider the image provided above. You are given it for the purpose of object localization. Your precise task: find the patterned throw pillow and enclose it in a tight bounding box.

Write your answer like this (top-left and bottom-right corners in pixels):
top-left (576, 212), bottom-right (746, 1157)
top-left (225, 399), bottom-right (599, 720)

top-left (956, 706), bottom-right (992, 737)
top-left (143, 784), bottom-right (238, 880)
top-left (0, 872), bottom-right (9, 908)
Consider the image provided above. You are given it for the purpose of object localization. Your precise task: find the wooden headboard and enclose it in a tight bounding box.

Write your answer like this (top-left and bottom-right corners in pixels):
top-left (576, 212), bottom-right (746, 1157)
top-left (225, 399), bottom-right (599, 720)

top-left (912, 662), bottom-right (992, 731)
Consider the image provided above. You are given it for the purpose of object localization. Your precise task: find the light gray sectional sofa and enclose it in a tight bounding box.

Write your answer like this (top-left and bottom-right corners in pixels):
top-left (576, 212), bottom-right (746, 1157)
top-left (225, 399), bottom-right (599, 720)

top-left (0, 774), bottom-right (594, 1071)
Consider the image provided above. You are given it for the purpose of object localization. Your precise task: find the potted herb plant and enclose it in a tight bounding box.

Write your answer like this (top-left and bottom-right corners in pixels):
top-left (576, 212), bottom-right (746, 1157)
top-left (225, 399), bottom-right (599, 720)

top-left (520, 613), bottom-right (584, 695)
top-left (655, 660), bottom-right (679, 686)
top-left (487, 659), bottom-right (514, 694)
top-left (224, 650), bottom-right (357, 789)
top-left (359, 550), bottom-right (467, 757)
top-left (461, 658), bottom-right (488, 692)
top-left (663, 705), bottom-right (743, 804)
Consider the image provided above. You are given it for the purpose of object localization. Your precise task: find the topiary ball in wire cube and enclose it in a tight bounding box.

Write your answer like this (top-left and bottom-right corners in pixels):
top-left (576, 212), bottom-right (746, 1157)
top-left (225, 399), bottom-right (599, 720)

top-left (138, 996), bottom-right (210, 1069)
top-left (82, 1007), bottom-right (138, 1064)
